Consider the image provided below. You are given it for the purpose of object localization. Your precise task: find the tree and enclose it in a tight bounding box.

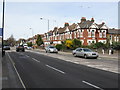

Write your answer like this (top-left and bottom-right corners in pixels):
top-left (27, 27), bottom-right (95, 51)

top-left (27, 42), bottom-right (32, 47)
top-left (72, 39), bottom-right (82, 49)
top-left (65, 39), bottom-right (73, 49)
top-left (36, 35), bottom-right (44, 46)
top-left (6, 35), bottom-right (16, 46)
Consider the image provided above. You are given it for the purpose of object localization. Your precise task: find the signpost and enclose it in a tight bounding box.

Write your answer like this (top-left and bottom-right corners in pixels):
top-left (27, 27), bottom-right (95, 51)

top-left (0, 28), bottom-right (2, 36)
top-left (2, 0), bottom-right (5, 57)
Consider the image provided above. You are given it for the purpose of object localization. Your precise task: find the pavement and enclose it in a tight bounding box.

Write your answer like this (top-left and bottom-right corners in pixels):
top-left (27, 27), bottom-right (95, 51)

top-left (3, 50), bottom-right (118, 88)
top-left (0, 52), bottom-right (2, 89)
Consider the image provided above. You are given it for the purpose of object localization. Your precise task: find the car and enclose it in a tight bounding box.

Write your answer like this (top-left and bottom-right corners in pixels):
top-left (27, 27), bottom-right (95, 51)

top-left (3, 45), bottom-right (10, 50)
top-left (23, 44), bottom-right (28, 49)
top-left (16, 45), bottom-right (25, 52)
top-left (26, 46), bottom-right (32, 50)
top-left (45, 46), bottom-right (58, 53)
top-left (72, 48), bottom-right (99, 59)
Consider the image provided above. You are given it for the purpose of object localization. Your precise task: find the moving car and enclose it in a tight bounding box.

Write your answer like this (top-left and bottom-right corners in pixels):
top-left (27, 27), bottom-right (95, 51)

top-left (72, 48), bottom-right (98, 59)
top-left (3, 45), bottom-right (10, 50)
top-left (16, 45), bottom-right (25, 52)
top-left (45, 46), bottom-right (58, 53)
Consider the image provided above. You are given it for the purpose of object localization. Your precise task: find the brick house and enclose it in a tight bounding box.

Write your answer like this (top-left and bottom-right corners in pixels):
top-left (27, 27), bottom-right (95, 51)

top-left (107, 28), bottom-right (120, 45)
top-left (42, 17), bottom-right (109, 46)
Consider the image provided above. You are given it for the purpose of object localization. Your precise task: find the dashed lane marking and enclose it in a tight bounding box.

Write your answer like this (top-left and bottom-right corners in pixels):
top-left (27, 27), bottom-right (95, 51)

top-left (46, 64), bottom-right (65, 74)
top-left (82, 80), bottom-right (104, 90)
top-left (32, 58), bottom-right (40, 63)
top-left (25, 55), bottom-right (30, 58)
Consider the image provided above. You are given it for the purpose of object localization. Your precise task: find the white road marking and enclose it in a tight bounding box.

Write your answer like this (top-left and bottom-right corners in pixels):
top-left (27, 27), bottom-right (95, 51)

top-left (32, 58), bottom-right (40, 63)
top-left (25, 55), bottom-right (30, 58)
top-left (82, 81), bottom-right (104, 90)
top-left (87, 65), bottom-right (103, 67)
top-left (7, 52), bottom-right (26, 89)
top-left (46, 64), bottom-right (65, 74)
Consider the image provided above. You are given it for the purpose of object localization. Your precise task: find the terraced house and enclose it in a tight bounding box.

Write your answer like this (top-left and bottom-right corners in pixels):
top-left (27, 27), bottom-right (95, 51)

top-left (42, 17), bottom-right (109, 46)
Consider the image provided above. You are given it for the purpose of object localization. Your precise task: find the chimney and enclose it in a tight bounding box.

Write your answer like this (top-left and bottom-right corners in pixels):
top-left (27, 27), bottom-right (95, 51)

top-left (64, 22), bottom-right (69, 27)
top-left (81, 17), bottom-right (86, 22)
top-left (102, 22), bottom-right (105, 24)
top-left (91, 18), bottom-right (94, 22)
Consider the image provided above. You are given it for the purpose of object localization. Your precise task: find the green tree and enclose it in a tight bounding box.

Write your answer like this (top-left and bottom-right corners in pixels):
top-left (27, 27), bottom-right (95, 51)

top-left (72, 39), bottom-right (82, 49)
top-left (6, 35), bottom-right (16, 46)
top-left (36, 35), bottom-right (44, 46)
top-left (27, 42), bottom-right (32, 47)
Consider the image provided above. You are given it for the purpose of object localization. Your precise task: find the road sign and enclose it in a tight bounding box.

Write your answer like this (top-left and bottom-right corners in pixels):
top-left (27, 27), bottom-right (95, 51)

top-left (0, 28), bottom-right (3, 36)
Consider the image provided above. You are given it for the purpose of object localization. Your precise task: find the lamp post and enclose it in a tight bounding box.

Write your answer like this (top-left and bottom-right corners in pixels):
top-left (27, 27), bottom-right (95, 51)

top-left (40, 18), bottom-right (49, 32)
top-left (29, 28), bottom-right (34, 44)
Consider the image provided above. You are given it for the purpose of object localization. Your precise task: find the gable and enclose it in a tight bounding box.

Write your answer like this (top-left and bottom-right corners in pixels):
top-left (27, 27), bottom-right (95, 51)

top-left (101, 25), bottom-right (109, 29)
top-left (90, 24), bottom-right (98, 29)
top-left (65, 27), bottom-right (69, 32)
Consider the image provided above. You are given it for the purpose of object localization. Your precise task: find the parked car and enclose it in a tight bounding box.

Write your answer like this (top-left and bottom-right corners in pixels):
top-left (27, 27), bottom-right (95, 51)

top-left (45, 46), bottom-right (58, 53)
top-left (72, 48), bottom-right (98, 59)
top-left (3, 45), bottom-right (10, 50)
top-left (26, 46), bottom-right (33, 50)
top-left (16, 45), bottom-right (25, 52)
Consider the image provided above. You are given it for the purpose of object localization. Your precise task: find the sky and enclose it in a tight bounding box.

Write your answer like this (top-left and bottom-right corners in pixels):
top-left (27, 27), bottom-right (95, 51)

top-left (0, 0), bottom-right (119, 40)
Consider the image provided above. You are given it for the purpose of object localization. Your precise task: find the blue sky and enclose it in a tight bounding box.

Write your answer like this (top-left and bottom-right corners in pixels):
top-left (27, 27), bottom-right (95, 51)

top-left (0, 1), bottom-right (118, 40)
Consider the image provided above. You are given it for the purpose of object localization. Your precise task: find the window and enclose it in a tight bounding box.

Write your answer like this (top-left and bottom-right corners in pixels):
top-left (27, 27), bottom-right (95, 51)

top-left (91, 30), bottom-right (95, 37)
top-left (76, 48), bottom-right (82, 52)
top-left (88, 30), bottom-right (91, 37)
top-left (99, 31), bottom-right (102, 38)
top-left (80, 30), bottom-right (83, 37)
top-left (117, 37), bottom-right (119, 42)
top-left (103, 31), bottom-right (106, 38)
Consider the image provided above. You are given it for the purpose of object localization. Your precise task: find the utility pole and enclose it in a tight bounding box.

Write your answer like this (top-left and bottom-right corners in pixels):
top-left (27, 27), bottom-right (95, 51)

top-left (2, 0), bottom-right (5, 57)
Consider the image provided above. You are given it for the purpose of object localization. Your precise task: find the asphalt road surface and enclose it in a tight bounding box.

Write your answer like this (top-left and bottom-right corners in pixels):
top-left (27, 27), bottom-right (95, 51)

top-left (3, 50), bottom-right (119, 89)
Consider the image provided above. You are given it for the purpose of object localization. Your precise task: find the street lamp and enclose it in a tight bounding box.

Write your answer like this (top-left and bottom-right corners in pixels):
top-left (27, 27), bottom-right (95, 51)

top-left (29, 28), bottom-right (34, 44)
top-left (40, 18), bottom-right (49, 32)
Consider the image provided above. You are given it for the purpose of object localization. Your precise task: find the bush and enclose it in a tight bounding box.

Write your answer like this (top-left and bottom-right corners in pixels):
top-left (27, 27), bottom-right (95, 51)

top-left (112, 42), bottom-right (120, 50)
top-left (65, 39), bottom-right (73, 49)
top-left (56, 44), bottom-right (63, 51)
top-left (27, 42), bottom-right (32, 47)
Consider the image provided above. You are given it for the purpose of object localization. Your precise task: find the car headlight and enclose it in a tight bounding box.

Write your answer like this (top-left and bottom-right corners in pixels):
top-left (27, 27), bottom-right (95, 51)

top-left (87, 53), bottom-right (91, 56)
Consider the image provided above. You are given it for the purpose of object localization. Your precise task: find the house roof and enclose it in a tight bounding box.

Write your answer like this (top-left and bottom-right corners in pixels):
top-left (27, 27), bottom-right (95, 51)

top-left (108, 28), bottom-right (120, 34)
top-left (78, 20), bottom-right (93, 29)
top-left (58, 27), bottom-right (66, 34)
top-left (68, 23), bottom-right (78, 31)
top-left (96, 22), bottom-right (105, 29)
top-left (53, 27), bottom-right (58, 33)
top-left (47, 30), bottom-right (53, 36)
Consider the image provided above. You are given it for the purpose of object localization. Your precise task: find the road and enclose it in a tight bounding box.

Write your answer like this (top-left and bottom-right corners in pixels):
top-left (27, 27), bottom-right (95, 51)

top-left (2, 49), bottom-right (119, 89)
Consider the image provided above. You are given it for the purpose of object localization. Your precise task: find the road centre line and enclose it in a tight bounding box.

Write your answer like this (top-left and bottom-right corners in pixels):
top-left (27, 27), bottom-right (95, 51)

top-left (45, 64), bottom-right (65, 74)
top-left (32, 58), bottom-right (40, 63)
top-left (7, 52), bottom-right (26, 89)
top-left (82, 80), bottom-right (104, 90)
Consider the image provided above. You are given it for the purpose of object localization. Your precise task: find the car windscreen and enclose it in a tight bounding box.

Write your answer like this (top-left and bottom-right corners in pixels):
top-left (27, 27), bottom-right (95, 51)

top-left (49, 46), bottom-right (55, 48)
top-left (83, 49), bottom-right (92, 52)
